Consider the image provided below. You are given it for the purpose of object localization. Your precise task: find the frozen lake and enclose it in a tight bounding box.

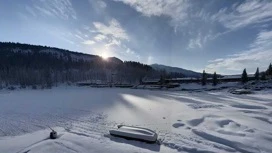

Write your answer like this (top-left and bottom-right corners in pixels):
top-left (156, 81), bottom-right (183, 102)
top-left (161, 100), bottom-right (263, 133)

top-left (0, 87), bottom-right (272, 153)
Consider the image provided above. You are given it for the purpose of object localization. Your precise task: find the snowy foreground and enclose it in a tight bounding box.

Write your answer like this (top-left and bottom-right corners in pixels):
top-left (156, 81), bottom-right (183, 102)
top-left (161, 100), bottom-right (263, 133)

top-left (0, 87), bottom-right (272, 153)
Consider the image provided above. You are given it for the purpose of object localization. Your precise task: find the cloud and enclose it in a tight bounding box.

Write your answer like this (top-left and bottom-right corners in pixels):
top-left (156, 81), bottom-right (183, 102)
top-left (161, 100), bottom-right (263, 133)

top-left (211, 0), bottom-right (272, 30)
top-left (93, 18), bottom-right (129, 40)
top-left (251, 30), bottom-right (272, 48)
top-left (206, 30), bottom-right (272, 74)
top-left (97, 0), bottom-right (107, 9)
top-left (126, 48), bottom-right (135, 54)
top-left (89, 0), bottom-right (107, 14)
top-left (114, 0), bottom-right (189, 28)
top-left (75, 34), bottom-right (85, 41)
top-left (188, 37), bottom-right (202, 49)
top-left (82, 40), bottom-right (96, 45)
top-left (34, 6), bottom-right (54, 17)
top-left (32, 0), bottom-right (77, 20)
top-left (187, 32), bottom-right (213, 50)
top-left (105, 39), bottom-right (121, 48)
top-left (122, 47), bottom-right (141, 61)
top-left (184, 0), bottom-right (272, 48)
top-left (94, 34), bottom-right (107, 41)
top-left (187, 32), bottom-right (203, 49)
top-left (87, 18), bottom-right (136, 60)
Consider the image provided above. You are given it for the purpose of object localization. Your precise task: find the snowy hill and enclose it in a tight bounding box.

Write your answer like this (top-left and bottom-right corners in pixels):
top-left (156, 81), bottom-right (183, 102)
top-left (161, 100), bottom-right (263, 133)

top-left (151, 64), bottom-right (202, 77)
top-left (0, 42), bottom-right (156, 86)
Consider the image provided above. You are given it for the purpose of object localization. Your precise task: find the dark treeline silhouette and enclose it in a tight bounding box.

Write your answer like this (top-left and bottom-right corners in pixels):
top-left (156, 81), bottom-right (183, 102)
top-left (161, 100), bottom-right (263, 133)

top-left (0, 42), bottom-right (160, 88)
top-left (240, 64), bottom-right (272, 84)
top-left (202, 70), bottom-right (207, 86)
top-left (241, 69), bottom-right (248, 84)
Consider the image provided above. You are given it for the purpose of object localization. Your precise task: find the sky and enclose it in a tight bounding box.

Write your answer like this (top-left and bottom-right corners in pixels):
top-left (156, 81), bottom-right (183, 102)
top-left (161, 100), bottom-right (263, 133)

top-left (0, 0), bottom-right (272, 75)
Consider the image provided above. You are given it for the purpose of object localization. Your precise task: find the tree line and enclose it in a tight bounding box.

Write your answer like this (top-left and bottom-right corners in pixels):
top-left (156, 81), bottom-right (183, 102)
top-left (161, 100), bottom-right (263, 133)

top-left (0, 42), bottom-right (160, 89)
top-left (201, 63), bottom-right (272, 86)
top-left (241, 63), bottom-right (272, 83)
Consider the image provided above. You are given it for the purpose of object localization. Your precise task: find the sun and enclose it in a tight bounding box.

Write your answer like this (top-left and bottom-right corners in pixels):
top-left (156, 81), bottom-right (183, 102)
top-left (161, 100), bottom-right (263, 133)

top-left (101, 52), bottom-right (109, 60)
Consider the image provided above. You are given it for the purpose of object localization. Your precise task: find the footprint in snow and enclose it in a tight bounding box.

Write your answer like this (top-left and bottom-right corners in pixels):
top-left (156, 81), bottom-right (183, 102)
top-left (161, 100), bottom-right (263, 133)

top-left (172, 123), bottom-right (185, 128)
top-left (185, 127), bottom-right (191, 130)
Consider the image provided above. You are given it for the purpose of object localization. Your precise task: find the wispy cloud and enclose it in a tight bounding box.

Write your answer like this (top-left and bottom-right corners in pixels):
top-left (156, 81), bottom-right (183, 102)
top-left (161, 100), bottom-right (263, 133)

top-left (114, 0), bottom-right (189, 29)
top-left (211, 0), bottom-right (272, 30)
top-left (93, 18), bottom-right (129, 40)
top-left (186, 0), bottom-right (272, 51)
top-left (105, 38), bottom-right (121, 48)
top-left (75, 34), bottom-right (85, 41)
top-left (94, 34), bottom-right (107, 41)
top-left (251, 30), bottom-right (272, 48)
top-left (187, 35), bottom-right (202, 49)
top-left (85, 18), bottom-right (137, 59)
top-left (114, 0), bottom-right (272, 50)
top-left (206, 30), bottom-right (272, 74)
top-left (187, 31), bottom-right (213, 50)
top-left (34, 6), bottom-right (54, 17)
top-left (25, 6), bottom-right (37, 17)
top-left (89, 0), bottom-right (107, 14)
top-left (31, 0), bottom-right (77, 20)
top-left (117, 44), bottom-right (141, 60)
top-left (82, 40), bottom-right (96, 45)
top-left (97, 0), bottom-right (107, 9)
top-left (126, 48), bottom-right (135, 55)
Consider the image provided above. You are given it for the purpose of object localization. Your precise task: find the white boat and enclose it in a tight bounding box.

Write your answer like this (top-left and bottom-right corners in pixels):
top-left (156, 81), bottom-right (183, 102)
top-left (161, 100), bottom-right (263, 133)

top-left (109, 125), bottom-right (158, 143)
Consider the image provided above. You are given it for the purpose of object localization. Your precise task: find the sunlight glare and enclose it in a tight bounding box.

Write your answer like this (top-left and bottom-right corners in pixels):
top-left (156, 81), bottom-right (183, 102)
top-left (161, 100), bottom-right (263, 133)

top-left (101, 52), bottom-right (109, 60)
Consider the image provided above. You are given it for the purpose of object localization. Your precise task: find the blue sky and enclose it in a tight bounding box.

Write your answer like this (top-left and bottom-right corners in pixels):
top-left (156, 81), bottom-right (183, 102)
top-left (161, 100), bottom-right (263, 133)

top-left (0, 0), bottom-right (272, 74)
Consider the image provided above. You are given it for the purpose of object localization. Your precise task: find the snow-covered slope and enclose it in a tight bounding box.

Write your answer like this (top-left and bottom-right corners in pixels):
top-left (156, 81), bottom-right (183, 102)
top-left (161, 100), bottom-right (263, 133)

top-left (0, 87), bottom-right (272, 153)
top-left (151, 64), bottom-right (202, 77)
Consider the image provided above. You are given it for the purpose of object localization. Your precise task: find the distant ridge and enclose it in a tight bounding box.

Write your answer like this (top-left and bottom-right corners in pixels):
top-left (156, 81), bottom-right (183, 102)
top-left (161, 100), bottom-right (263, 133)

top-left (151, 64), bottom-right (202, 78)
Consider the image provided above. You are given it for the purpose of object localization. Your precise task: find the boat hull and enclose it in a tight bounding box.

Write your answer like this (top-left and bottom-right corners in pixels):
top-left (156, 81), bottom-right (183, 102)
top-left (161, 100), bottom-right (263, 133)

top-left (109, 125), bottom-right (158, 143)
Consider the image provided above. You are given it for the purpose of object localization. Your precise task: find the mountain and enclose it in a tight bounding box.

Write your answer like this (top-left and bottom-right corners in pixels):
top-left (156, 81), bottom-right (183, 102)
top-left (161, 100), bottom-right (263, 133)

top-left (151, 64), bottom-right (202, 78)
top-left (0, 42), bottom-right (213, 88)
top-left (0, 42), bottom-right (154, 87)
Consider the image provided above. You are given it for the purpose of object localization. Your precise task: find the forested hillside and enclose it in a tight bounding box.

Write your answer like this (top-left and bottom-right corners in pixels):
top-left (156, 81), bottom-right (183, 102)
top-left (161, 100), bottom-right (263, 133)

top-left (0, 42), bottom-right (157, 88)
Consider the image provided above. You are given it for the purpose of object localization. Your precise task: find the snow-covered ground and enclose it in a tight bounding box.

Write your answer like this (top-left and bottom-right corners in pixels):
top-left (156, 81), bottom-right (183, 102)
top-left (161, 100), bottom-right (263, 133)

top-left (0, 87), bottom-right (272, 153)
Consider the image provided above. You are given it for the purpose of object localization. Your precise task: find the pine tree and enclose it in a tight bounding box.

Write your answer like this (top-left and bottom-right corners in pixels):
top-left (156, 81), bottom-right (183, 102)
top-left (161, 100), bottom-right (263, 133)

top-left (139, 77), bottom-right (143, 84)
top-left (212, 72), bottom-right (218, 86)
top-left (159, 70), bottom-right (167, 85)
top-left (44, 69), bottom-right (52, 88)
top-left (241, 69), bottom-right (248, 84)
top-left (267, 63), bottom-right (272, 76)
top-left (261, 72), bottom-right (266, 80)
top-left (202, 70), bottom-right (207, 86)
top-left (255, 67), bottom-right (259, 81)
top-left (160, 75), bottom-right (165, 85)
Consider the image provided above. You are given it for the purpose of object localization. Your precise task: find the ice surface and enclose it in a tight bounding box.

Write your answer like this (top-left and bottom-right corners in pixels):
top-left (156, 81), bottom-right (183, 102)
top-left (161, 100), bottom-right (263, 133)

top-left (0, 86), bottom-right (272, 153)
